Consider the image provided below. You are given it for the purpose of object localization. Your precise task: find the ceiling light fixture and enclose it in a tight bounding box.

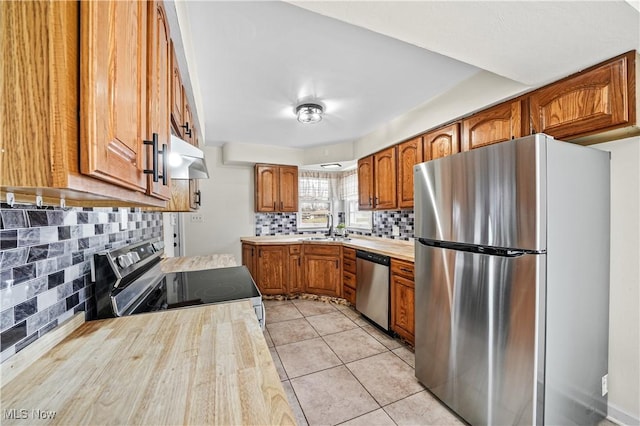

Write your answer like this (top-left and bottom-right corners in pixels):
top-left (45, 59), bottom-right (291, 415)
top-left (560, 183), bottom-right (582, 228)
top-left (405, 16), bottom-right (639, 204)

top-left (296, 103), bottom-right (323, 124)
top-left (320, 163), bottom-right (342, 169)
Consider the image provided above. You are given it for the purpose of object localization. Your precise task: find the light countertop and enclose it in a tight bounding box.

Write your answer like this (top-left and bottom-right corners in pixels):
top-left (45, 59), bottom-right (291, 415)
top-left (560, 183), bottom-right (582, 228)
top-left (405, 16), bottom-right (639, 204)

top-left (160, 253), bottom-right (238, 273)
top-left (0, 302), bottom-right (295, 425)
top-left (241, 235), bottom-right (415, 262)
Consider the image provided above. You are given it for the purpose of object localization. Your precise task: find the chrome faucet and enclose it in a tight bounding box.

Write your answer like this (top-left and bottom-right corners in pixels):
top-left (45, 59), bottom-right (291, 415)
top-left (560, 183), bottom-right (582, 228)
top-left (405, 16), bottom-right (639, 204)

top-left (326, 214), bottom-right (333, 237)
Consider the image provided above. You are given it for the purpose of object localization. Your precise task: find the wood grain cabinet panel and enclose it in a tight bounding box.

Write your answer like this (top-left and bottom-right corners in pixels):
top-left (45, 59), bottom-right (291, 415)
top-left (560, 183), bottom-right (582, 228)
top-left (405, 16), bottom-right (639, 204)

top-left (462, 99), bottom-right (528, 151)
top-left (255, 164), bottom-right (298, 212)
top-left (304, 245), bottom-right (341, 297)
top-left (397, 137), bottom-right (423, 209)
top-left (145, 0), bottom-right (172, 200)
top-left (530, 53), bottom-right (634, 141)
top-left (357, 156), bottom-right (374, 210)
top-left (170, 42), bottom-right (183, 138)
top-left (288, 245), bottom-right (304, 294)
top-left (391, 258), bottom-right (415, 345)
top-left (255, 245), bottom-right (288, 295)
top-left (242, 243), bottom-right (257, 281)
top-left (423, 123), bottom-right (460, 161)
top-left (80, 0), bottom-right (148, 193)
top-left (374, 146), bottom-right (397, 210)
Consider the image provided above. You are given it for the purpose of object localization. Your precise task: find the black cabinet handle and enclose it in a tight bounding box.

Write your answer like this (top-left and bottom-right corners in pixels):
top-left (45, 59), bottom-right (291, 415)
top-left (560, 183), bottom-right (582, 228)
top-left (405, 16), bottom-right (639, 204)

top-left (273, 202), bottom-right (276, 210)
top-left (181, 122), bottom-right (192, 138)
top-left (335, 260), bottom-right (339, 269)
top-left (195, 190), bottom-right (202, 206)
top-left (400, 268), bottom-right (412, 273)
top-left (298, 257), bottom-right (301, 266)
top-left (369, 197), bottom-right (372, 206)
top-left (144, 133), bottom-right (159, 182)
top-left (160, 143), bottom-right (168, 186)
top-left (280, 201), bottom-right (283, 210)
top-left (144, 134), bottom-right (167, 185)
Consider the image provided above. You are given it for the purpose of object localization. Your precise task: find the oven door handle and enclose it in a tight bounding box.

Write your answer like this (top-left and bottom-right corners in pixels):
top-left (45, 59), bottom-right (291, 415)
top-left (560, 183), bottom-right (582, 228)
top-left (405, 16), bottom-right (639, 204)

top-left (112, 263), bottom-right (166, 317)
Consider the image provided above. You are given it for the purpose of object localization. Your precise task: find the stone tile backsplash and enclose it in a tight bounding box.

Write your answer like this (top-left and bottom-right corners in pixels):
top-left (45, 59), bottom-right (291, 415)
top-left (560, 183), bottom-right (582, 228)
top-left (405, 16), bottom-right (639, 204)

top-left (0, 205), bottom-right (162, 363)
top-left (255, 210), bottom-right (415, 240)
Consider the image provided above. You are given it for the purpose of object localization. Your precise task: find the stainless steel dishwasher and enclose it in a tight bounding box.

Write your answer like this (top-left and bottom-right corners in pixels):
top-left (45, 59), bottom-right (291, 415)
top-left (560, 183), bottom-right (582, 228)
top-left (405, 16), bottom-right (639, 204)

top-left (356, 250), bottom-right (390, 331)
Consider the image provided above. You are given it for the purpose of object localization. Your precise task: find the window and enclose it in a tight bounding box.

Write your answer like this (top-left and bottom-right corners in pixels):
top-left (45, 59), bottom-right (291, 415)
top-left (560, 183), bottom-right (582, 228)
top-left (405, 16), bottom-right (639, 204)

top-left (342, 170), bottom-right (372, 230)
top-left (298, 172), bottom-right (331, 229)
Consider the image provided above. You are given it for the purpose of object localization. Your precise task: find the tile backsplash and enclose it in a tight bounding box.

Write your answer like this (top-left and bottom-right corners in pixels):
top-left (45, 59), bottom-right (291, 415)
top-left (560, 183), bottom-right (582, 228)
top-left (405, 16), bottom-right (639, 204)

top-left (0, 205), bottom-right (162, 363)
top-left (255, 210), bottom-right (415, 240)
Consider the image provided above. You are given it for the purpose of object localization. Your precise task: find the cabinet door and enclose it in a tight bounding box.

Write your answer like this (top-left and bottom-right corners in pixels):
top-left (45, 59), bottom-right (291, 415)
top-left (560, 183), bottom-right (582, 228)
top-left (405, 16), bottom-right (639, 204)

top-left (80, 0), bottom-right (147, 192)
top-left (241, 243), bottom-right (257, 281)
top-left (255, 164), bottom-right (278, 212)
top-left (288, 245), bottom-right (303, 293)
top-left (146, 1), bottom-right (172, 200)
top-left (256, 246), bottom-right (287, 295)
top-left (397, 137), bottom-right (423, 209)
top-left (357, 156), bottom-right (374, 210)
top-left (462, 100), bottom-right (527, 151)
top-left (189, 179), bottom-right (200, 210)
top-left (530, 54), bottom-right (631, 140)
top-left (279, 166), bottom-right (298, 212)
top-left (304, 255), bottom-right (341, 297)
top-left (391, 274), bottom-right (415, 344)
top-left (170, 42), bottom-right (183, 138)
top-left (183, 91), bottom-right (195, 145)
top-left (374, 146), bottom-right (397, 210)
top-left (424, 123), bottom-right (460, 161)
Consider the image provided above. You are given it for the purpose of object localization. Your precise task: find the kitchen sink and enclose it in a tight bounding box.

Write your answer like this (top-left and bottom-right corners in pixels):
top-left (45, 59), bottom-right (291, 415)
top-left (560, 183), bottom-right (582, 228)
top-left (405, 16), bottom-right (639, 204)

top-left (299, 236), bottom-right (351, 242)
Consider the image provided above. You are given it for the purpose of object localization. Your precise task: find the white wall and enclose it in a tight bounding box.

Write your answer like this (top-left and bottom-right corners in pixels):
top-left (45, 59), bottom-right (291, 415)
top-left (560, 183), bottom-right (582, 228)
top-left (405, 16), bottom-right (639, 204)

top-left (594, 136), bottom-right (640, 425)
top-left (182, 146), bottom-right (254, 262)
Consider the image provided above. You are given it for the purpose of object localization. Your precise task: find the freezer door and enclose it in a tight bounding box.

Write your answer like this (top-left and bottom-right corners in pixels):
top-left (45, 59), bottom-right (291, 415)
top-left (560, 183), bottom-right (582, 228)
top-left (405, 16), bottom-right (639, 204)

top-left (415, 241), bottom-right (545, 426)
top-left (414, 134), bottom-right (546, 251)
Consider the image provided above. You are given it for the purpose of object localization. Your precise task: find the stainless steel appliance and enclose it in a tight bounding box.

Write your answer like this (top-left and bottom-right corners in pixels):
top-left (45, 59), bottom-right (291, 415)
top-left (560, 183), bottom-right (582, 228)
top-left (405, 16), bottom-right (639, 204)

top-left (91, 238), bottom-right (264, 328)
top-left (414, 134), bottom-right (610, 425)
top-left (356, 250), bottom-right (390, 331)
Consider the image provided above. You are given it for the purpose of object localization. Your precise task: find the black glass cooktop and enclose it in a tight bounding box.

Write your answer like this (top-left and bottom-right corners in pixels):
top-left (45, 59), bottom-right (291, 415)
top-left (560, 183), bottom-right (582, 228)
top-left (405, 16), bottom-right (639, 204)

top-left (164, 266), bottom-right (260, 307)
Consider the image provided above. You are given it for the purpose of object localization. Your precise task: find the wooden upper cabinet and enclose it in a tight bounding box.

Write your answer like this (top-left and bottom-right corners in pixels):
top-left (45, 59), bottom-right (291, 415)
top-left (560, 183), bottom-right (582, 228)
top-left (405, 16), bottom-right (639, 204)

top-left (424, 123), bottom-right (460, 161)
top-left (462, 99), bottom-right (528, 151)
top-left (397, 137), bottom-right (423, 209)
top-left (279, 166), bottom-right (298, 212)
top-left (255, 164), bottom-right (298, 212)
top-left (530, 52), bottom-right (635, 141)
top-left (170, 42), bottom-right (183, 138)
top-left (374, 146), bottom-right (397, 210)
top-left (255, 165), bottom-right (279, 212)
top-left (80, 0), bottom-right (148, 193)
top-left (183, 94), bottom-right (195, 144)
top-left (146, 1), bottom-right (172, 200)
top-left (357, 156), bottom-right (374, 210)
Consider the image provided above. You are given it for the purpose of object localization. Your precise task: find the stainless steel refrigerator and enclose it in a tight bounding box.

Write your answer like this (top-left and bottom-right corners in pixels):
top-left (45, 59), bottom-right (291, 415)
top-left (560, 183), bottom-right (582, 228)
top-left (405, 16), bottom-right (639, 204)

top-left (414, 134), bottom-right (610, 425)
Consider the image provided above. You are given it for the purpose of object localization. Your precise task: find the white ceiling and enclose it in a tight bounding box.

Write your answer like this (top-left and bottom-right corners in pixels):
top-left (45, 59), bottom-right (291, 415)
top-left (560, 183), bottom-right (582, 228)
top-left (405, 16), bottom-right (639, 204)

top-left (180, 1), bottom-right (640, 149)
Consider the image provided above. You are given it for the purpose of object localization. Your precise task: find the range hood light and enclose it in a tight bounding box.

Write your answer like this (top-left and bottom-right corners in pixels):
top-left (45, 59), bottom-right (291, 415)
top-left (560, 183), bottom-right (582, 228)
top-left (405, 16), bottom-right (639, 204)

top-left (168, 152), bottom-right (183, 167)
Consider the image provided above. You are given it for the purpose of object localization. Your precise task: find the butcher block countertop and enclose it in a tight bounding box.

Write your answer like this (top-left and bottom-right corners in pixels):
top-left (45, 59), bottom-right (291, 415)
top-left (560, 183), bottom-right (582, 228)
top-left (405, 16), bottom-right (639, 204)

top-left (160, 253), bottom-right (237, 273)
top-left (0, 302), bottom-right (295, 426)
top-left (241, 235), bottom-right (415, 262)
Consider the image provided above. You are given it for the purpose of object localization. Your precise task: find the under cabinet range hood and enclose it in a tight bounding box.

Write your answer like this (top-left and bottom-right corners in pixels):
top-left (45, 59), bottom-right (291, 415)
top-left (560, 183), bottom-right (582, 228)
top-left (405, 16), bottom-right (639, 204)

top-left (168, 135), bottom-right (209, 179)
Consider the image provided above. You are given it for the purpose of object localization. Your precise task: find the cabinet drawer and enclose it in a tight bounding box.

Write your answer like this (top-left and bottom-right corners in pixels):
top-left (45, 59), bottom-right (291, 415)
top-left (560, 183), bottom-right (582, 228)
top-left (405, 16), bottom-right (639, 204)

top-left (343, 258), bottom-right (356, 273)
top-left (391, 259), bottom-right (414, 280)
top-left (304, 244), bottom-right (341, 257)
top-left (343, 285), bottom-right (356, 305)
top-left (343, 271), bottom-right (356, 288)
top-left (289, 245), bottom-right (301, 255)
top-left (343, 247), bottom-right (356, 260)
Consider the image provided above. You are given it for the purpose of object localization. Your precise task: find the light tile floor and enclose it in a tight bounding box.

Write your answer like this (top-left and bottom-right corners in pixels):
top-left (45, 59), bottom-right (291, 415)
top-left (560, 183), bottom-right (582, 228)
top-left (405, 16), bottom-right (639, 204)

top-left (263, 299), bottom-right (465, 426)
top-left (265, 299), bottom-right (619, 426)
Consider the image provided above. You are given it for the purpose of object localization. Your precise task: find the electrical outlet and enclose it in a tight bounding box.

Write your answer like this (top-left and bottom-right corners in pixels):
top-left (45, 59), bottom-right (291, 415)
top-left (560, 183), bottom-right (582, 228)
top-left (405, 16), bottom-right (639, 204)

top-left (392, 225), bottom-right (400, 236)
top-left (190, 214), bottom-right (204, 223)
top-left (602, 374), bottom-right (608, 396)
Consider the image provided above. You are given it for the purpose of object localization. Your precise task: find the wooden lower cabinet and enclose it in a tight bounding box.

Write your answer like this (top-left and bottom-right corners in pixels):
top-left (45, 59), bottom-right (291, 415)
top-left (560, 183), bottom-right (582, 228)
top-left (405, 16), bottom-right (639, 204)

top-left (390, 259), bottom-right (415, 345)
top-left (241, 243), bottom-right (257, 281)
top-left (303, 245), bottom-right (342, 298)
top-left (343, 247), bottom-right (357, 305)
top-left (255, 245), bottom-right (288, 295)
top-left (288, 245), bottom-right (304, 293)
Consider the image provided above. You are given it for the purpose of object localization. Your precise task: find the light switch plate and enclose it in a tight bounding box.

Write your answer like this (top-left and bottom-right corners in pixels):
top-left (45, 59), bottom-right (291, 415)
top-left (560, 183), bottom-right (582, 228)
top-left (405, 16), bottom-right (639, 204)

top-left (191, 214), bottom-right (204, 223)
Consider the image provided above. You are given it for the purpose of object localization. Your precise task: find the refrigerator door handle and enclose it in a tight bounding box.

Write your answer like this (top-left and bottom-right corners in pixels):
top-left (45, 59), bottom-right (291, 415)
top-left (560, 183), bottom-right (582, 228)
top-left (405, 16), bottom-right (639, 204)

top-left (417, 238), bottom-right (544, 257)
